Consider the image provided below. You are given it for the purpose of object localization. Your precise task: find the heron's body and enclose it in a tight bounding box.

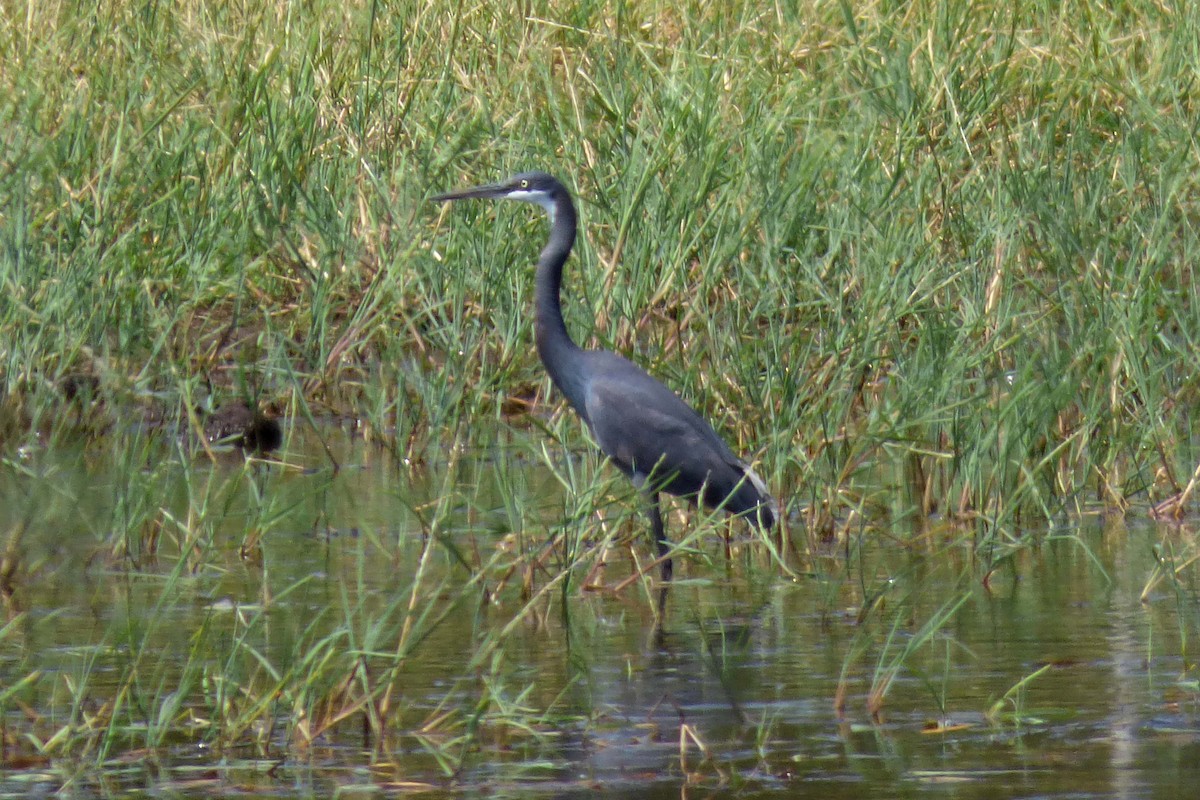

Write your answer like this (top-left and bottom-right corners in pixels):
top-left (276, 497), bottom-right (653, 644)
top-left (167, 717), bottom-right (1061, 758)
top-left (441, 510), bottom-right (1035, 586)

top-left (433, 171), bottom-right (776, 584)
top-left (561, 349), bottom-right (772, 519)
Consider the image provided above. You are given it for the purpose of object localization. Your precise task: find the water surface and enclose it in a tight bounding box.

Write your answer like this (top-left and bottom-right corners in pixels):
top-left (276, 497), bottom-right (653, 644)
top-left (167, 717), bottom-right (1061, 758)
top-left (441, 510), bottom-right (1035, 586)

top-left (0, 429), bottom-right (1197, 798)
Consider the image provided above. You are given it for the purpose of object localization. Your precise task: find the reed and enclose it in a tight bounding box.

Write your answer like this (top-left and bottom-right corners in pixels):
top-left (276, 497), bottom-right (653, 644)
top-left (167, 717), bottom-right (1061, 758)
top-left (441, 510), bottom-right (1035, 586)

top-left (1, 0), bottom-right (1198, 787)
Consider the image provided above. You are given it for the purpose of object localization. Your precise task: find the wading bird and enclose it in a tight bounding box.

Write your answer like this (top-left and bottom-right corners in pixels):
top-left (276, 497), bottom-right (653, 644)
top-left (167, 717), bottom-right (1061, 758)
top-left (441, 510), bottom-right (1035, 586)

top-left (433, 172), bottom-right (776, 586)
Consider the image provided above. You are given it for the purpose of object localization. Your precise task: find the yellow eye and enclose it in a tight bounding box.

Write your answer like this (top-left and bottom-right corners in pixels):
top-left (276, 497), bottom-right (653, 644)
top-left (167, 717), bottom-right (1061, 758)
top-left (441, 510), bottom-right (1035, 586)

top-left (520, 179), bottom-right (529, 188)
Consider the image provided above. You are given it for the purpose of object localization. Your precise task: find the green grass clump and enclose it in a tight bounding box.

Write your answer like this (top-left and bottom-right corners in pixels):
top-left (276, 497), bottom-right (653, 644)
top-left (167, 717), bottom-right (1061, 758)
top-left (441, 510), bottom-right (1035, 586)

top-left (2, 0), bottom-right (1200, 786)
top-left (4, 0), bottom-right (1197, 530)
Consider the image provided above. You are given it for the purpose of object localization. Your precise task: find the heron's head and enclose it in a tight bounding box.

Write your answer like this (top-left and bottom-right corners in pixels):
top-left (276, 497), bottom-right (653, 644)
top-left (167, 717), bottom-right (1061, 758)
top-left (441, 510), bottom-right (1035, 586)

top-left (432, 171), bottom-right (564, 219)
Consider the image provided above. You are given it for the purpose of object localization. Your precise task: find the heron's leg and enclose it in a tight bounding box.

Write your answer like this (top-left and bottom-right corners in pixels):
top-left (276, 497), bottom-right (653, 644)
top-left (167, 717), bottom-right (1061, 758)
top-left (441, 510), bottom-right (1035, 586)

top-left (644, 490), bottom-right (671, 625)
top-left (646, 490), bottom-right (672, 584)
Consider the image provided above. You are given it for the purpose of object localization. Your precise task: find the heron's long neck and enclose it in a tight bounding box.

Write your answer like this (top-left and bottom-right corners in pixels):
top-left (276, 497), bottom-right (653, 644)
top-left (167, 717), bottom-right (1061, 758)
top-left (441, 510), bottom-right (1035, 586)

top-left (534, 193), bottom-right (588, 413)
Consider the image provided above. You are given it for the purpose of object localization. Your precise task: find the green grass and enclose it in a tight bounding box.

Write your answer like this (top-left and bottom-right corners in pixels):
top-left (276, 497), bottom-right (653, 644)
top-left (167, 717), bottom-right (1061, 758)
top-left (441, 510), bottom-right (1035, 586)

top-left (4, 0), bottom-right (1197, 529)
top-left (2, 0), bottom-right (1200, 788)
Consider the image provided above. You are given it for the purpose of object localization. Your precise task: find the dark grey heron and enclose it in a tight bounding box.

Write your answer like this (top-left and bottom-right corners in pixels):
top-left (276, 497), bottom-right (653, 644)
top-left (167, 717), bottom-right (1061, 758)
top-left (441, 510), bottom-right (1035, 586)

top-left (432, 171), bottom-right (776, 585)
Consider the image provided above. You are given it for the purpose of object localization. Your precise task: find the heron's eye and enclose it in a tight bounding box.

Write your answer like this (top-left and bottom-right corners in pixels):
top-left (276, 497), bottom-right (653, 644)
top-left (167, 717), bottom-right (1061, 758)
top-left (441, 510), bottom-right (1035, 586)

top-left (520, 179), bottom-right (528, 188)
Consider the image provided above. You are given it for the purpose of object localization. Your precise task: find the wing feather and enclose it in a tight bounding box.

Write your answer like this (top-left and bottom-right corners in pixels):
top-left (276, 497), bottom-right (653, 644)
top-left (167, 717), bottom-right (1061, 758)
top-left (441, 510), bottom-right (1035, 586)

top-left (581, 353), bottom-right (762, 516)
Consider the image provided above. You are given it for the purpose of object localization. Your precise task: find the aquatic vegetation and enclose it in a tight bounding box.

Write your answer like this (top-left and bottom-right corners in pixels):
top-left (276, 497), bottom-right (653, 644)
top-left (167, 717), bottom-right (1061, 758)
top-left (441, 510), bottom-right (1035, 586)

top-left (1, 0), bottom-right (1199, 795)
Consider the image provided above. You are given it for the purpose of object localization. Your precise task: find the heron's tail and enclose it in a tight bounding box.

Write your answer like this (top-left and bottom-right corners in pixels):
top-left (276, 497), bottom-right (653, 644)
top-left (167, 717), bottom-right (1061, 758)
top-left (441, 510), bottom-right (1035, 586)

top-left (737, 462), bottom-right (778, 529)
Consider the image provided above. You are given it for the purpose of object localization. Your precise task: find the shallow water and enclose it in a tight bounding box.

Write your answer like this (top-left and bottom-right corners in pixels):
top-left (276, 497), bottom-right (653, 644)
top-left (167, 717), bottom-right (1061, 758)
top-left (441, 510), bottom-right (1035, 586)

top-left (1, 429), bottom-right (1197, 798)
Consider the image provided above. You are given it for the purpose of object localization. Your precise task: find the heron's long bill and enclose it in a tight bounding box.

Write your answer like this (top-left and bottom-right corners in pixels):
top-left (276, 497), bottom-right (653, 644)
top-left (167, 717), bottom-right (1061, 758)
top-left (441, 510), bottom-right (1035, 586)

top-left (430, 183), bottom-right (508, 203)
